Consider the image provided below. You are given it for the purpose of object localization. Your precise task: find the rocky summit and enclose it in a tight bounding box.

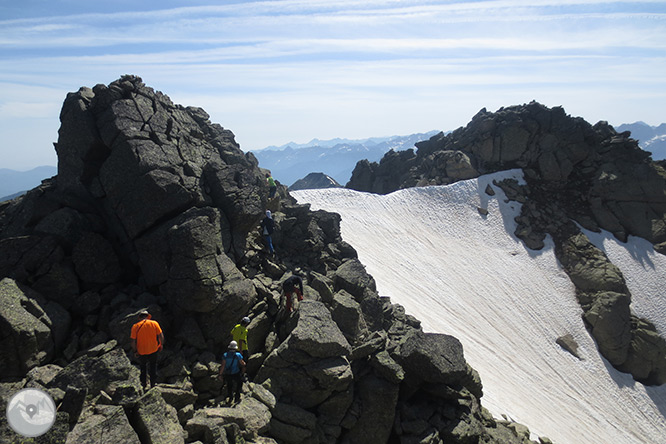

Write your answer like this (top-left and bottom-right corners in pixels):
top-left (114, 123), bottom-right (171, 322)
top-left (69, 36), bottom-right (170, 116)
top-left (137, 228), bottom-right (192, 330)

top-left (0, 76), bottom-right (545, 443)
top-left (348, 101), bottom-right (666, 385)
top-left (289, 173), bottom-right (342, 192)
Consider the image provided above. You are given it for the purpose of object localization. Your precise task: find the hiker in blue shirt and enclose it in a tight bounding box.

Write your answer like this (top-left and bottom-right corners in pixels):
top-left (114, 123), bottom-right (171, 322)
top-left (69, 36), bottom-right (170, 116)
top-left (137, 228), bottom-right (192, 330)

top-left (218, 340), bottom-right (246, 404)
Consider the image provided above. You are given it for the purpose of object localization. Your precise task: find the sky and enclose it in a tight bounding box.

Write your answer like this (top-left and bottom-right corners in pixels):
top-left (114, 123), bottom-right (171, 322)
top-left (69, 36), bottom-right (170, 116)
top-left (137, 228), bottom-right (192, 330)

top-left (1, 0), bottom-right (665, 170)
top-left (293, 170), bottom-right (666, 444)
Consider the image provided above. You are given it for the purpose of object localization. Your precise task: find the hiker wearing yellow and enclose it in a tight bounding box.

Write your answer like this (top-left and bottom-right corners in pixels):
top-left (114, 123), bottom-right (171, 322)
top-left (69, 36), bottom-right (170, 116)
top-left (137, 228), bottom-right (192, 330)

top-left (231, 317), bottom-right (251, 362)
top-left (130, 310), bottom-right (164, 389)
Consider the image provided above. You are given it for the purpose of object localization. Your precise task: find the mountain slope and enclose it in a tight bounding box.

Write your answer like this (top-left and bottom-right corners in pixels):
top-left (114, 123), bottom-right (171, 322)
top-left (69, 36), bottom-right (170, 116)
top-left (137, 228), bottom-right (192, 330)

top-left (293, 170), bottom-right (666, 444)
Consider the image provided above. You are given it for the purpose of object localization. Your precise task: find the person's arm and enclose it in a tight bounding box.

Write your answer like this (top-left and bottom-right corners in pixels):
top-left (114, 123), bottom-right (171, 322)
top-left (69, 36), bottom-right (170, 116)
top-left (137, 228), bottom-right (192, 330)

top-left (131, 338), bottom-right (138, 355)
top-left (218, 359), bottom-right (226, 380)
top-left (157, 332), bottom-right (164, 351)
top-left (239, 357), bottom-right (246, 374)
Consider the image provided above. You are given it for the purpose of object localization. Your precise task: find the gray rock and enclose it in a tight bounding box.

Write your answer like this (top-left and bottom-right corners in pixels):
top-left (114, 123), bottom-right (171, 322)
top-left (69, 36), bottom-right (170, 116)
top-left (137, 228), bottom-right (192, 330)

top-left (351, 330), bottom-right (388, 360)
top-left (308, 271), bottom-right (334, 304)
top-left (60, 385), bottom-right (87, 425)
top-left (256, 302), bottom-right (353, 409)
top-left (131, 388), bottom-right (185, 444)
top-left (186, 398), bottom-right (271, 442)
top-left (556, 334), bottom-right (582, 360)
top-left (250, 382), bottom-right (277, 410)
top-left (618, 317), bottom-right (666, 385)
top-left (174, 317), bottom-right (207, 350)
top-left (49, 347), bottom-right (140, 396)
top-left (156, 385), bottom-right (198, 410)
top-left (66, 405), bottom-right (140, 444)
top-left (0, 278), bottom-right (54, 376)
top-left (271, 402), bottom-right (318, 442)
top-left (583, 291), bottom-right (631, 366)
top-left (334, 259), bottom-right (377, 296)
top-left (342, 374), bottom-right (399, 444)
top-left (72, 232), bottom-right (121, 284)
top-left (370, 350), bottom-right (405, 384)
top-left (26, 364), bottom-right (63, 386)
top-left (317, 389), bottom-right (354, 426)
top-left (330, 289), bottom-right (368, 343)
top-left (397, 331), bottom-right (482, 398)
top-left (558, 233), bottom-right (627, 293)
top-left (247, 311), bottom-right (274, 356)
top-left (286, 301), bottom-right (352, 359)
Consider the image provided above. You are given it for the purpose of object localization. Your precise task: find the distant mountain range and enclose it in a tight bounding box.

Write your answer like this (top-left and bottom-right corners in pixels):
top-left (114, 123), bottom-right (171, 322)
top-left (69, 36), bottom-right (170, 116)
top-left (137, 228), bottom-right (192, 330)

top-left (0, 166), bottom-right (57, 202)
top-left (250, 131), bottom-right (440, 187)
top-left (616, 122), bottom-right (666, 160)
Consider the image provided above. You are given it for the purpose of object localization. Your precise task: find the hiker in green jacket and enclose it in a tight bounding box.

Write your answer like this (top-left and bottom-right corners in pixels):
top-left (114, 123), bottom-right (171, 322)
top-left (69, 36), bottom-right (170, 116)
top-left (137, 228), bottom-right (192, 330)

top-left (266, 173), bottom-right (277, 198)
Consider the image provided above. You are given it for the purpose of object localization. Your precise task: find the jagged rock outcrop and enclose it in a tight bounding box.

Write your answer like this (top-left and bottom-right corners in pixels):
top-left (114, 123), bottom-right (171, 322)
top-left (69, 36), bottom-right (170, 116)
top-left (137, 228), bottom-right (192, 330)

top-left (348, 102), bottom-right (666, 244)
top-left (289, 172), bottom-right (342, 191)
top-left (0, 76), bottom-right (543, 443)
top-left (348, 101), bottom-right (666, 385)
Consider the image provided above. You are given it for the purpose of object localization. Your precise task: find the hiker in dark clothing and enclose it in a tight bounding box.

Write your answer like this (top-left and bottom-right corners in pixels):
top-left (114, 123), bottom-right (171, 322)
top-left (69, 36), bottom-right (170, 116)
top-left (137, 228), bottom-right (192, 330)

top-left (260, 210), bottom-right (275, 254)
top-left (282, 274), bottom-right (304, 312)
top-left (218, 340), bottom-right (246, 404)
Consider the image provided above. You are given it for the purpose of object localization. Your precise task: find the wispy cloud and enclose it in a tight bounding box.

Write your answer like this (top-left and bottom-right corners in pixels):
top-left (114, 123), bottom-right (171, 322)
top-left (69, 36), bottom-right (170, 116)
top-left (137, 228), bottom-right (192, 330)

top-left (1, 0), bottom-right (665, 168)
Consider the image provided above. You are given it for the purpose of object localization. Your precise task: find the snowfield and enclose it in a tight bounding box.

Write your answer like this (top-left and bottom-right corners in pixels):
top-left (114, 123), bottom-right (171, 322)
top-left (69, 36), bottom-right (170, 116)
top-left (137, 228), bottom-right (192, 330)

top-left (293, 170), bottom-right (666, 444)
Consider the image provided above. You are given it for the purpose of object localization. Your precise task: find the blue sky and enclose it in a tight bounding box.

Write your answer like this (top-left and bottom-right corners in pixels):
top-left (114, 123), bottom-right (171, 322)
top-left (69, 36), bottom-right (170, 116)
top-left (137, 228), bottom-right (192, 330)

top-left (1, 0), bottom-right (665, 170)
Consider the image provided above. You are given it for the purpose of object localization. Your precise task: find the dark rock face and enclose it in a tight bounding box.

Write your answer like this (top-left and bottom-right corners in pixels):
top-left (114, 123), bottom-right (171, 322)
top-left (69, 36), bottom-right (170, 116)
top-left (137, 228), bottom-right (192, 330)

top-left (348, 102), bottom-right (666, 246)
top-left (0, 76), bottom-right (545, 443)
top-left (289, 172), bottom-right (342, 191)
top-left (348, 101), bottom-right (666, 385)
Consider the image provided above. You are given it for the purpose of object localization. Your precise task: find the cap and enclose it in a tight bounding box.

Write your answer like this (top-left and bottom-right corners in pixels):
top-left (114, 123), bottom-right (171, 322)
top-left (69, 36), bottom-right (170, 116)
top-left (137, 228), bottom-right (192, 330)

top-left (229, 341), bottom-right (238, 350)
top-left (138, 310), bottom-right (150, 318)
top-left (241, 317), bottom-right (250, 325)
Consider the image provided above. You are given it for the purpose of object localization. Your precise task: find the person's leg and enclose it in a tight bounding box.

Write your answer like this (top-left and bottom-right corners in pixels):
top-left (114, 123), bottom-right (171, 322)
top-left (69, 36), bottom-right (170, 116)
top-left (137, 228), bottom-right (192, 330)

top-left (286, 292), bottom-right (293, 312)
top-left (226, 375), bottom-right (233, 401)
top-left (148, 353), bottom-right (158, 387)
top-left (233, 373), bottom-right (242, 402)
top-left (295, 287), bottom-right (303, 302)
top-left (138, 355), bottom-right (148, 388)
top-left (264, 235), bottom-right (274, 254)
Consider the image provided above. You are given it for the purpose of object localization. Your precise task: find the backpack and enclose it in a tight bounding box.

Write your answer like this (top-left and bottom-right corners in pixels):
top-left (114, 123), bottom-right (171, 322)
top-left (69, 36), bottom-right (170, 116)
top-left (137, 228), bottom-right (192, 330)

top-left (224, 351), bottom-right (240, 375)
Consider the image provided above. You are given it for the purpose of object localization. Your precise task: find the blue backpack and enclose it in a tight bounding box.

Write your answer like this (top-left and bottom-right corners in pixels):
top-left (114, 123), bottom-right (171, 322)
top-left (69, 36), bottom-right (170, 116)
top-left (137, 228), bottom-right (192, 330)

top-left (223, 351), bottom-right (242, 375)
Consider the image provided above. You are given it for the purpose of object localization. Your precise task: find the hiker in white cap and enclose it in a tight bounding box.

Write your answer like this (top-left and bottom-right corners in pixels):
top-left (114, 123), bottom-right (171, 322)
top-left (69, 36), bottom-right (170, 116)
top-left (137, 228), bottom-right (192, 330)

top-left (218, 341), bottom-right (246, 404)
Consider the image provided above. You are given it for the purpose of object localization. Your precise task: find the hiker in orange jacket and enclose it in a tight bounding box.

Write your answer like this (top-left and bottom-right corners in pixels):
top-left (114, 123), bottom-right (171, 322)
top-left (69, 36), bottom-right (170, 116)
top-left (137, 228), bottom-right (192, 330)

top-left (130, 310), bottom-right (164, 389)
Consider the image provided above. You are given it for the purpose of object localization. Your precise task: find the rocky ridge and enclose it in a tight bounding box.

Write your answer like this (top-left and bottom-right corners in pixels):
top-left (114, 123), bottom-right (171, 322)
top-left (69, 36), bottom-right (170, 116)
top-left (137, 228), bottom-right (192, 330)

top-left (347, 102), bottom-right (666, 385)
top-left (0, 77), bottom-right (544, 443)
